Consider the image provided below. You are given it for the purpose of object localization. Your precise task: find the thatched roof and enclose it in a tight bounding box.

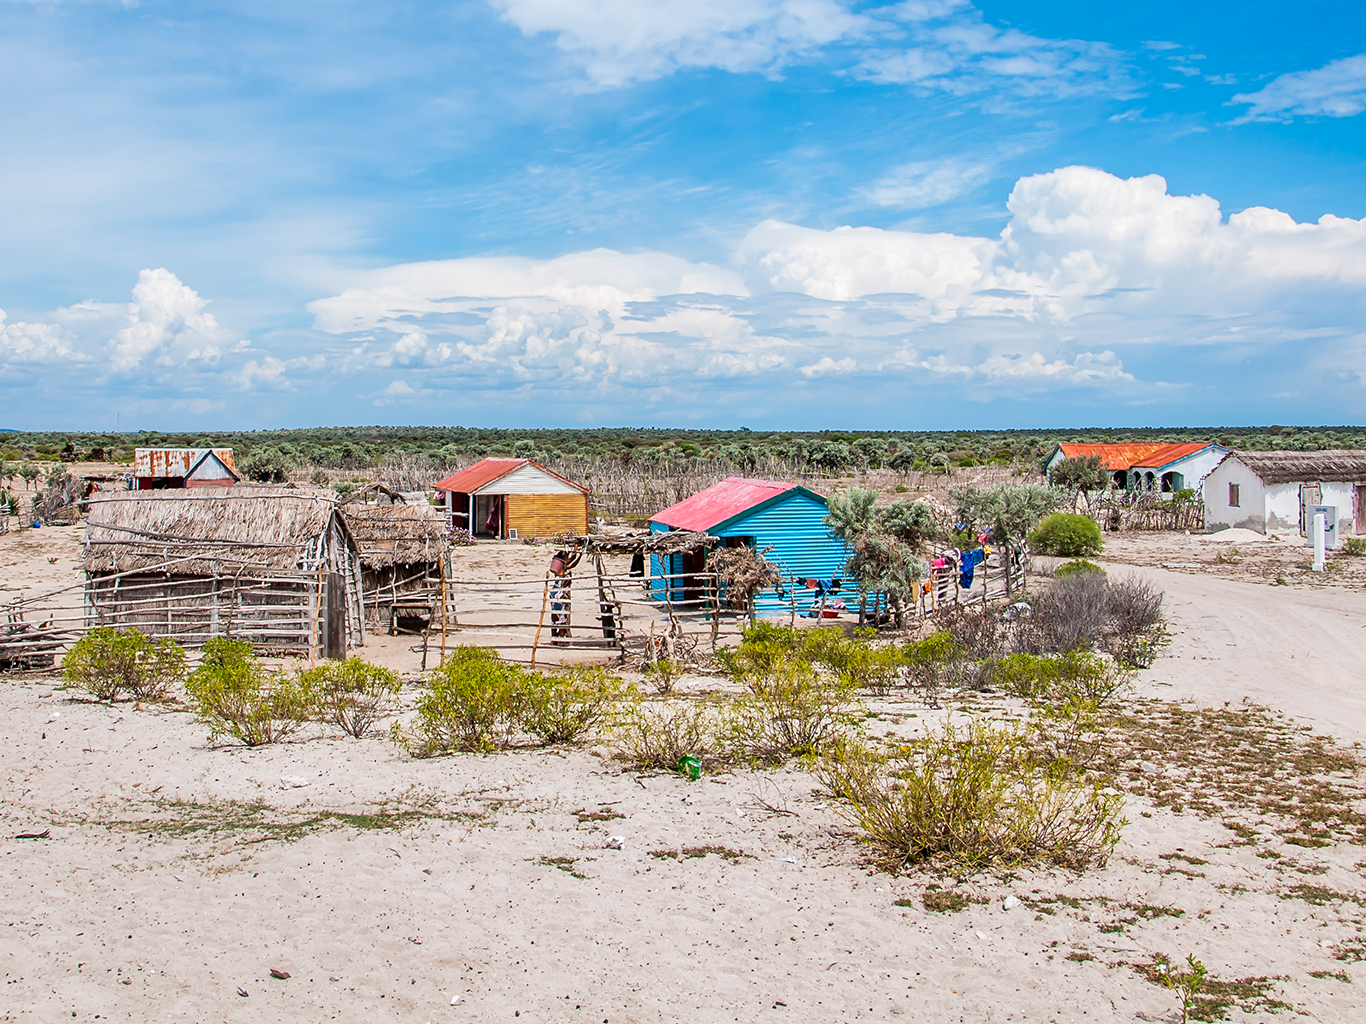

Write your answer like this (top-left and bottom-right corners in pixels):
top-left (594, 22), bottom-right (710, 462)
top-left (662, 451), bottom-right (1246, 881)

top-left (1226, 450), bottom-right (1366, 485)
top-left (577, 530), bottom-right (717, 555)
top-left (83, 488), bottom-right (346, 574)
top-left (343, 504), bottom-right (448, 568)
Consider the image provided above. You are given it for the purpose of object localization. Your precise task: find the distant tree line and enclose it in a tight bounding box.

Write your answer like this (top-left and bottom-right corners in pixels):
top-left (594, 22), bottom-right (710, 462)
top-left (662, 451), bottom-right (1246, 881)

top-left (2, 424), bottom-right (1363, 480)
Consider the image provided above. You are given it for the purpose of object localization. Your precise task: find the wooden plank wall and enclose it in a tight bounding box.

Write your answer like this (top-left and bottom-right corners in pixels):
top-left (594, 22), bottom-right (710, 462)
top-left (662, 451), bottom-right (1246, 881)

top-left (505, 494), bottom-right (589, 538)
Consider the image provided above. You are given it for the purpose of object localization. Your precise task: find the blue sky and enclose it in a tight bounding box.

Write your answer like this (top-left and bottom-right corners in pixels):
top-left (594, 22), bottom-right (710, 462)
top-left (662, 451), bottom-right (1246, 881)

top-left (1, 0), bottom-right (1364, 431)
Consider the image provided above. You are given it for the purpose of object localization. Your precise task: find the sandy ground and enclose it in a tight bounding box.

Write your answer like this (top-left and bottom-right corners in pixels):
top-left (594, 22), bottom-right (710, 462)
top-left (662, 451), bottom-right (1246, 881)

top-left (3, 526), bottom-right (1366, 1022)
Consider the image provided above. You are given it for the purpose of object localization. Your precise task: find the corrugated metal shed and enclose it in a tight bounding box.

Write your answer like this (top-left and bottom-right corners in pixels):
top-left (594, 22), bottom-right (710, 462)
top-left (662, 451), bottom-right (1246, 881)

top-left (433, 458), bottom-right (588, 495)
top-left (649, 480), bottom-right (848, 616)
top-left (134, 448), bottom-right (236, 478)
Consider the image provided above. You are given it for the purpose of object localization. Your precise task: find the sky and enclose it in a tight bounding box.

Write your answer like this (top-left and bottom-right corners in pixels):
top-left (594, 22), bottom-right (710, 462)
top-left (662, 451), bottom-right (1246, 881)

top-left (1, 0), bottom-right (1364, 432)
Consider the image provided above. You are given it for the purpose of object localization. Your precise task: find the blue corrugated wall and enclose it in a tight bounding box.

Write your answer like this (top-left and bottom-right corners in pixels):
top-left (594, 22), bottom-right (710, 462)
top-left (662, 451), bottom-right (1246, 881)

top-left (649, 493), bottom-right (850, 617)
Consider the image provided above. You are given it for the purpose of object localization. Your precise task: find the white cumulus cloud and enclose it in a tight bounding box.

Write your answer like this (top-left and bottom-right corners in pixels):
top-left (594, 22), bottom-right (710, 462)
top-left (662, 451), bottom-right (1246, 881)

top-left (108, 268), bottom-right (235, 373)
top-left (1230, 54), bottom-right (1366, 122)
top-left (0, 310), bottom-right (78, 365)
top-left (305, 165), bottom-right (1366, 399)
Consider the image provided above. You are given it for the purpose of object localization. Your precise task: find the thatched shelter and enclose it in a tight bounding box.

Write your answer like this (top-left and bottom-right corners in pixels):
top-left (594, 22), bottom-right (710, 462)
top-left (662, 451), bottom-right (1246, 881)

top-left (342, 502), bottom-right (449, 626)
top-left (82, 488), bottom-right (364, 652)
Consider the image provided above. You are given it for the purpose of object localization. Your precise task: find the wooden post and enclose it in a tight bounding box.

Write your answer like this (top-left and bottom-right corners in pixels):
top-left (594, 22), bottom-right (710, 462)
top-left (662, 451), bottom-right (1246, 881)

top-left (324, 572), bottom-right (345, 660)
top-left (531, 572), bottom-right (550, 670)
top-left (594, 555), bottom-right (614, 639)
top-left (439, 550), bottom-right (448, 666)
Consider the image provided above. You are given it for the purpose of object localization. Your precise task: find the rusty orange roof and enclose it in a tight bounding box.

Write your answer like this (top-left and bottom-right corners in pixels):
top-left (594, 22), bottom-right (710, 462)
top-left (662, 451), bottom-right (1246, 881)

top-left (1130, 442), bottom-right (1221, 470)
top-left (432, 458), bottom-right (588, 494)
top-left (1056, 442), bottom-right (1215, 471)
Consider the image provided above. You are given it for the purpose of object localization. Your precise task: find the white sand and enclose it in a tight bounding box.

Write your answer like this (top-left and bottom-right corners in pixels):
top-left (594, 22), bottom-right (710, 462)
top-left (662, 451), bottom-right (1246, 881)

top-left (2, 527), bottom-right (1365, 1021)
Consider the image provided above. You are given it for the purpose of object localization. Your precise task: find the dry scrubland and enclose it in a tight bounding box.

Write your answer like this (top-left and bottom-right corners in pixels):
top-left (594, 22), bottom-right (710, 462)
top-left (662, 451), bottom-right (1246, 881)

top-left (3, 525), bottom-right (1366, 1022)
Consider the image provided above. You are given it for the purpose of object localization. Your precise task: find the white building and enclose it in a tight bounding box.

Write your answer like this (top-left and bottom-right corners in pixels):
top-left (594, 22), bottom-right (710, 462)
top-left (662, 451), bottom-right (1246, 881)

top-left (1203, 450), bottom-right (1366, 539)
top-left (1129, 444), bottom-right (1228, 495)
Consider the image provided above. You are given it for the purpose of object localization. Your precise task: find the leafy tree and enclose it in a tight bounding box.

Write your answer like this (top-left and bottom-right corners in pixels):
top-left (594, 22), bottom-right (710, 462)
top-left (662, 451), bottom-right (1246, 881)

top-left (18, 464), bottom-right (40, 490)
top-left (825, 488), bottom-right (926, 627)
top-left (1051, 454), bottom-right (1106, 511)
top-left (951, 483), bottom-right (1061, 547)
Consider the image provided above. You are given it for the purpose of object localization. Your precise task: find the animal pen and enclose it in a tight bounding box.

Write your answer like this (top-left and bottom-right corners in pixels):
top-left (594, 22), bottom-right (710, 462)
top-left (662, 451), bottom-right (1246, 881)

top-left (429, 531), bottom-right (728, 668)
top-left (4, 489), bottom-right (367, 665)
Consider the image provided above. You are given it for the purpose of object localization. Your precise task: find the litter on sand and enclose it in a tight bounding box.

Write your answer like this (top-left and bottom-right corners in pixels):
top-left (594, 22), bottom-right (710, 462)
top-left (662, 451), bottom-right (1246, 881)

top-left (270, 968), bottom-right (291, 980)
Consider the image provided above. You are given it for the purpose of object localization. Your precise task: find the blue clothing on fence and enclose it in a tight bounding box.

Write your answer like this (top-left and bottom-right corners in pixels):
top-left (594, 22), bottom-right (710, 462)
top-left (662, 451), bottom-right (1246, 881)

top-left (959, 548), bottom-right (986, 589)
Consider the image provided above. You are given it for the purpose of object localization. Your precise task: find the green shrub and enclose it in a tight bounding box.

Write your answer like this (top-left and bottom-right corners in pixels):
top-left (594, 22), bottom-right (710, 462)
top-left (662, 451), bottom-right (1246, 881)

top-left (184, 645), bottom-right (317, 746)
top-left (62, 627), bottom-right (186, 702)
top-left (609, 696), bottom-right (725, 772)
top-left (815, 720), bottom-right (1125, 871)
top-left (727, 662), bottom-right (858, 762)
top-left (986, 652), bottom-right (1131, 765)
top-left (1344, 537), bottom-right (1366, 556)
top-left (401, 652), bottom-right (530, 755)
top-left (1055, 559), bottom-right (1105, 578)
top-left (299, 657), bottom-right (402, 738)
top-left (1029, 513), bottom-right (1103, 557)
top-left (902, 632), bottom-right (966, 693)
top-left (644, 658), bottom-right (684, 695)
top-left (524, 667), bottom-right (629, 744)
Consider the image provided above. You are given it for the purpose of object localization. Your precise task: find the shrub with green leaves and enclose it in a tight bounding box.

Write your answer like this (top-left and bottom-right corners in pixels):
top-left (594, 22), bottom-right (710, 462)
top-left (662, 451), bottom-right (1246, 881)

top-left (1028, 512), bottom-right (1103, 557)
top-left (1343, 537), bottom-right (1366, 556)
top-left (609, 696), bottom-right (725, 772)
top-left (184, 641), bottom-right (317, 746)
top-left (1055, 559), bottom-right (1105, 578)
top-left (902, 631), bottom-right (966, 693)
top-left (62, 627), bottom-right (186, 702)
top-left (401, 650), bottom-right (530, 755)
top-left (727, 661), bottom-right (859, 762)
top-left (299, 657), bottom-right (402, 738)
top-left (524, 667), bottom-right (629, 744)
top-left (816, 719), bottom-right (1125, 871)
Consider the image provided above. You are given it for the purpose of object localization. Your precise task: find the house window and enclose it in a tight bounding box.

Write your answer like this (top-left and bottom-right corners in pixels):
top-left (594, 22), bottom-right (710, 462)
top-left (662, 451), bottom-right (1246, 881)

top-left (1228, 483), bottom-right (1240, 508)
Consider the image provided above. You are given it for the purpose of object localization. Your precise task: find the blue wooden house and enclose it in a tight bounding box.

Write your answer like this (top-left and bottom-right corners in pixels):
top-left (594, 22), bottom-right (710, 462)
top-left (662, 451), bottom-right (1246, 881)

top-left (649, 477), bottom-right (849, 617)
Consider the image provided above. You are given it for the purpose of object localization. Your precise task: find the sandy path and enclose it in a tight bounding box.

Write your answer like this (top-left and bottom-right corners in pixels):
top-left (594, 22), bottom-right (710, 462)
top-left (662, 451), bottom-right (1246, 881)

top-left (1108, 563), bottom-right (1366, 745)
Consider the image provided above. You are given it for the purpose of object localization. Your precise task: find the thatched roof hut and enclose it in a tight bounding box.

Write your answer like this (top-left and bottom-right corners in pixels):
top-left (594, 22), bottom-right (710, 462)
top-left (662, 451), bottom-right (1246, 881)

top-left (344, 503), bottom-right (448, 570)
top-left (83, 488), bottom-right (353, 574)
top-left (81, 488), bottom-right (364, 652)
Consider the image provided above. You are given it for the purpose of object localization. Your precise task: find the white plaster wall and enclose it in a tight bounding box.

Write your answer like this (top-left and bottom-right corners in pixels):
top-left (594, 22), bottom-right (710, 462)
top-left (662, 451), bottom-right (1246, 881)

top-left (1320, 481), bottom-right (1359, 537)
top-left (1203, 458), bottom-right (1266, 532)
top-left (1170, 447), bottom-right (1227, 490)
top-left (1264, 483), bottom-right (1303, 534)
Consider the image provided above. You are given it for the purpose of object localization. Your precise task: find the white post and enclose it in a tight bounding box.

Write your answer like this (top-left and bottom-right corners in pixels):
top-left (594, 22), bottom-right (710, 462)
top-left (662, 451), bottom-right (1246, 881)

top-left (1312, 512), bottom-right (1326, 572)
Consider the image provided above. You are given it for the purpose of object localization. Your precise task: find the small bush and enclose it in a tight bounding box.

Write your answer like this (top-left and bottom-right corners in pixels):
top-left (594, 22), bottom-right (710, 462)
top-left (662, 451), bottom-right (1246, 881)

top-left (816, 720), bottom-right (1125, 871)
top-left (727, 661), bottom-right (858, 762)
top-left (1029, 513), bottom-right (1103, 558)
top-left (902, 632), bottom-right (967, 694)
top-left (62, 627), bottom-right (186, 702)
top-left (1055, 559), bottom-right (1105, 578)
top-left (1344, 537), bottom-right (1366, 556)
top-left (644, 658), bottom-right (684, 695)
top-left (184, 644), bottom-right (316, 746)
top-left (402, 651), bottom-right (530, 755)
top-left (524, 667), bottom-right (629, 744)
top-left (300, 657), bottom-right (402, 738)
top-left (610, 697), bottom-right (725, 771)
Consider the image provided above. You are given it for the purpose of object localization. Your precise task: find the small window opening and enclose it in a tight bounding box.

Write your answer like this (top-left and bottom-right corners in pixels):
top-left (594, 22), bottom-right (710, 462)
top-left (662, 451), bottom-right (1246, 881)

top-left (1228, 483), bottom-right (1240, 508)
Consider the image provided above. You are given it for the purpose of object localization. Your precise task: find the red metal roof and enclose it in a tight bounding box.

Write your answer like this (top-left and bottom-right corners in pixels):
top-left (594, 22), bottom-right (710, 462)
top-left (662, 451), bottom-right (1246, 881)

top-left (651, 477), bottom-right (800, 532)
top-left (1056, 442), bottom-right (1212, 471)
top-left (432, 458), bottom-right (588, 494)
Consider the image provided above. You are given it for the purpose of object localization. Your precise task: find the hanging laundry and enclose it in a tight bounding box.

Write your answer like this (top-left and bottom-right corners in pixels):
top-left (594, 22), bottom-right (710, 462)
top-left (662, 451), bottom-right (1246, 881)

top-left (959, 548), bottom-right (986, 589)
